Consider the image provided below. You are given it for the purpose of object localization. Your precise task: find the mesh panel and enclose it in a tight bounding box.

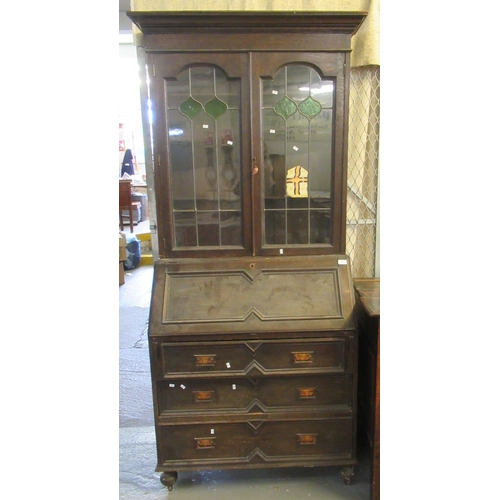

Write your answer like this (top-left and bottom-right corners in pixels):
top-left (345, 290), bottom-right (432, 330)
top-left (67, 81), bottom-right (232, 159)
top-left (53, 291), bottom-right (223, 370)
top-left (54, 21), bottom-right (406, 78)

top-left (347, 66), bottom-right (380, 278)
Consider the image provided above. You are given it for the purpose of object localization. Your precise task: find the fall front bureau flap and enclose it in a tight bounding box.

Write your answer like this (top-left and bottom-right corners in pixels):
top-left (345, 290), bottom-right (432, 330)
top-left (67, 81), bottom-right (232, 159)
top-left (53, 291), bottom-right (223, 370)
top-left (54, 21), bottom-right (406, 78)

top-left (149, 255), bottom-right (356, 336)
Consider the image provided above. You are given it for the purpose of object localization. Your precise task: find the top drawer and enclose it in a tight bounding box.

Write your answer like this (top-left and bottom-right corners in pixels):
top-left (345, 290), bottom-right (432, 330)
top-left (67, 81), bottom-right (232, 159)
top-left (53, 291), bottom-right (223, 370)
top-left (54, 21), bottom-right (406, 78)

top-left (155, 338), bottom-right (350, 379)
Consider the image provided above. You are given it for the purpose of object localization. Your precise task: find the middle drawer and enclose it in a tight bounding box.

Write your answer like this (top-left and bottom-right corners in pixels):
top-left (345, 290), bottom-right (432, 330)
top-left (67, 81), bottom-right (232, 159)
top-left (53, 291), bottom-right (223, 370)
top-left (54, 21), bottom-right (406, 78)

top-left (157, 373), bottom-right (352, 415)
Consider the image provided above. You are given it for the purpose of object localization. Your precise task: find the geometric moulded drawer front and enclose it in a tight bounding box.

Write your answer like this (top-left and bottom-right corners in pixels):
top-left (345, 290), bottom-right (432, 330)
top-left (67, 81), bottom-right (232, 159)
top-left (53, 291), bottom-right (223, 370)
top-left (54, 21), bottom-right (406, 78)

top-left (156, 373), bottom-right (351, 415)
top-left (157, 418), bottom-right (353, 465)
top-left (158, 339), bottom-right (347, 378)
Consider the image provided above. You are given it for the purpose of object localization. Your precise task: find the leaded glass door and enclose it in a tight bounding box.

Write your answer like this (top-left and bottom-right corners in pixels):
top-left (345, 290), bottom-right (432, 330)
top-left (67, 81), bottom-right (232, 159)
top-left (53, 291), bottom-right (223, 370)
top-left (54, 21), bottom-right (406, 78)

top-left (150, 53), bottom-right (252, 257)
top-left (150, 51), bottom-right (347, 258)
top-left (252, 53), bottom-right (347, 255)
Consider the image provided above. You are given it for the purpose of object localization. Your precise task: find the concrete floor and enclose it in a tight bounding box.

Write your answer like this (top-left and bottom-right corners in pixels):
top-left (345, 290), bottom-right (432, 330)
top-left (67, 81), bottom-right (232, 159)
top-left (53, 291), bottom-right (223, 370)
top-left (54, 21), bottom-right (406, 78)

top-left (119, 264), bottom-right (371, 499)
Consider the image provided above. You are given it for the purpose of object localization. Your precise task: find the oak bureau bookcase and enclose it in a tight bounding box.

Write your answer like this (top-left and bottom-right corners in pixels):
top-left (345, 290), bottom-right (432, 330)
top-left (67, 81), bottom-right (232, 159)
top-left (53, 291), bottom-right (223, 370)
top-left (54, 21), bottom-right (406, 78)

top-left (127, 10), bottom-right (367, 491)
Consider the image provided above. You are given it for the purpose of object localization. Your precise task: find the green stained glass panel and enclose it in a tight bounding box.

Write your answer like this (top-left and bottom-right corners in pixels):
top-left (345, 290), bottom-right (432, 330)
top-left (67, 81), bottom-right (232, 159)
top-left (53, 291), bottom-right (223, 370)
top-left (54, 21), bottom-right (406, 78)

top-left (204, 96), bottom-right (228, 119)
top-left (298, 96), bottom-right (322, 119)
top-left (274, 96), bottom-right (297, 120)
top-left (179, 96), bottom-right (203, 119)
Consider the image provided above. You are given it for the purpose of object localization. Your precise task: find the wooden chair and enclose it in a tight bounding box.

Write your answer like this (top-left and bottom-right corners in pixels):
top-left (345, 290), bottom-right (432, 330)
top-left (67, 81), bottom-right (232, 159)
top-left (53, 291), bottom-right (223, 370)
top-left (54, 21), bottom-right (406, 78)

top-left (119, 180), bottom-right (141, 232)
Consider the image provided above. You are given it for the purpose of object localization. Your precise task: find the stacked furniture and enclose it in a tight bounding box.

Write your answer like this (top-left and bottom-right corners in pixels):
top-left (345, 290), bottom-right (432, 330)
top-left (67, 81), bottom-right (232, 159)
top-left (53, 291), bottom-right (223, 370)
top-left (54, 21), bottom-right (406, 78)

top-left (128, 11), bottom-right (367, 490)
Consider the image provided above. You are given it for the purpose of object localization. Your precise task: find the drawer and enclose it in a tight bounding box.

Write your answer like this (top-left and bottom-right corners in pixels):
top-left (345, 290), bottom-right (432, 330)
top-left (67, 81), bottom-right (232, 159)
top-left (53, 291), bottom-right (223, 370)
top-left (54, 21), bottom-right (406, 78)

top-left (156, 338), bottom-right (348, 379)
top-left (157, 374), bottom-right (351, 415)
top-left (157, 418), bottom-right (353, 465)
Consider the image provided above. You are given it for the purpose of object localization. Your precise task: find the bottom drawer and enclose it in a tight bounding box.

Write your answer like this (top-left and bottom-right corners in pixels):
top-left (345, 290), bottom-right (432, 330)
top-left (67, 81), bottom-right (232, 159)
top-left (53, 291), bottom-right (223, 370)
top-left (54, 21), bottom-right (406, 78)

top-left (157, 418), bottom-right (353, 467)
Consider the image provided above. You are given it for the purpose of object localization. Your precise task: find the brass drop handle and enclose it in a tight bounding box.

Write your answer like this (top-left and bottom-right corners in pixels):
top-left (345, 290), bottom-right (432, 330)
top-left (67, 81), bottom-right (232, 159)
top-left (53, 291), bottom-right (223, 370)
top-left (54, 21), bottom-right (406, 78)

top-left (252, 157), bottom-right (259, 175)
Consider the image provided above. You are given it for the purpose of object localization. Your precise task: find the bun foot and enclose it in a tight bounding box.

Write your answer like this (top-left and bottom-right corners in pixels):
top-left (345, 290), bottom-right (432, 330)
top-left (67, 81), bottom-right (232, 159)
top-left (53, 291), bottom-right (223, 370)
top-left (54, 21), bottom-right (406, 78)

top-left (340, 465), bottom-right (355, 485)
top-left (160, 471), bottom-right (178, 491)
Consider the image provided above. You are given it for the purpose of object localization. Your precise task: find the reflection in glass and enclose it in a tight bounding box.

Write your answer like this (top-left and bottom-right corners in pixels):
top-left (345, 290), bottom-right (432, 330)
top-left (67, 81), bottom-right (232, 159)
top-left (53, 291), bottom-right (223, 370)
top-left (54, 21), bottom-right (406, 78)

top-left (166, 65), bottom-right (242, 249)
top-left (262, 64), bottom-right (334, 246)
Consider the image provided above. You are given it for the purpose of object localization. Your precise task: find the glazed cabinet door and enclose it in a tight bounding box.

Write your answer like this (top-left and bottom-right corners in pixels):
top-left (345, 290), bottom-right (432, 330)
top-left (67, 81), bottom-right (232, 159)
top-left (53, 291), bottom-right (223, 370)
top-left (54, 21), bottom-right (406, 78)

top-left (252, 52), bottom-right (347, 255)
top-left (148, 51), bottom-right (347, 258)
top-left (148, 52), bottom-right (252, 258)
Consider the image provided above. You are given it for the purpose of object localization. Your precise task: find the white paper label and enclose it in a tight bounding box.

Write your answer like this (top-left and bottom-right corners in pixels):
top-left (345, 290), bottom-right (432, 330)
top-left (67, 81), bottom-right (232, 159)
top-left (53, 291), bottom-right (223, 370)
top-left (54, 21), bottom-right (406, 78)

top-left (227, 140), bottom-right (233, 145)
top-left (180, 384), bottom-right (186, 389)
top-left (226, 362), bottom-right (231, 368)
top-left (270, 129), bottom-right (276, 134)
top-left (232, 384), bottom-right (236, 390)
top-left (210, 429), bottom-right (215, 434)
top-left (203, 124), bottom-right (209, 129)
top-left (338, 259), bottom-right (347, 265)
top-left (293, 146), bottom-right (299, 151)
top-left (272, 90), bottom-right (278, 95)
top-left (169, 384), bottom-right (175, 388)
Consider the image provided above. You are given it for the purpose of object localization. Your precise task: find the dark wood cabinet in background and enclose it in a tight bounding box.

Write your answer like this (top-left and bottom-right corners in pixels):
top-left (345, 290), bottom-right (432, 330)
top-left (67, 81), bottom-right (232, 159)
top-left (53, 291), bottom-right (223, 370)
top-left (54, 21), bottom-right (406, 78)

top-left (354, 279), bottom-right (380, 500)
top-left (128, 11), bottom-right (366, 491)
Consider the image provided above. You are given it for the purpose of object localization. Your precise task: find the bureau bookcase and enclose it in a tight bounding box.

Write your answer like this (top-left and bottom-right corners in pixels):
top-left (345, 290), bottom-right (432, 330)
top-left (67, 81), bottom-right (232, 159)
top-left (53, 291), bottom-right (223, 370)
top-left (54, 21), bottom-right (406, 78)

top-left (127, 11), bottom-right (366, 490)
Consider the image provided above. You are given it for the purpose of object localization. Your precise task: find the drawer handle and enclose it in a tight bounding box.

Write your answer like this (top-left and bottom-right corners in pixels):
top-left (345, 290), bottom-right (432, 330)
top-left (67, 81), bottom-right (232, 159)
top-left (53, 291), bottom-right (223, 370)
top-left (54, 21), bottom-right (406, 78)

top-left (194, 390), bottom-right (214, 402)
top-left (297, 433), bottom-right (317, 445)
top-left (297, 387), bottom-right (316, 399)
top-left (195, 437), bottom-right (215, 449)
top-left (195, 355), bottom-right (217, 367)
top-left (292, 351), bottom-right (313, 363)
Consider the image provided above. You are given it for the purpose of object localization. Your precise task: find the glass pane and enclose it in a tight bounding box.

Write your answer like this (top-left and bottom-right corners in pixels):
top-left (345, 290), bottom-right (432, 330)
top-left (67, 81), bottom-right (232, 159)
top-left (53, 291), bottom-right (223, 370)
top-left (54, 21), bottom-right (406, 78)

top-left (198, 212), bottom-right (220, 246)
top-left (310, 110), bottom-right (332, 207)
top-left (310, 73), bottom-right (334, 108)
top-left (205, 96), bottom-right (227, 119)
top-left (179, 96), bottom-right (203, 119)
top-left (286, 65), bottom-right (310, 103)
top-left (274, 96), bottom-right (297, 120)
top-left (168, 110), bottom-right (194, 210)
top-left (190, 66), bottom-right (215, 105)
top-left (263, 109), bottom-right (286, 203)
top-left (166, 71), bottom-right (190, 109)
top-left (310, 210), bottom-right (330, 244)
top-left (193, 112), bottom-right (217, 210)
top-left (174, 212), bottom-right (197, 247)
top-left (265, 210), bottom-right (286, 245)
top-left (298, 96), bottom-right (322, 119)
top-left (263, 67), bottom-right (285, 108)
top-left (265, 154), bottom-right (286, 209)
top-left (217, 109), bottom-right (241, 208)
top-left (216, 68), bottom-right (240, 109)
top-left (287, 210), bottom-right (308, 244)
top-left (221, 211), bottom-right (242, 245)
top-left (286, 113), bottom-right (309, 186)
